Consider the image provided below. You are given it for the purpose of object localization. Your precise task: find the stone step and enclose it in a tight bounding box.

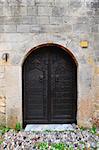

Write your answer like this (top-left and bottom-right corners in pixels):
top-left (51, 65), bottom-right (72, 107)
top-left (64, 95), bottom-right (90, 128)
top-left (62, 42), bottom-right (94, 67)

top-left (25, 124), bottom-right (74, 131)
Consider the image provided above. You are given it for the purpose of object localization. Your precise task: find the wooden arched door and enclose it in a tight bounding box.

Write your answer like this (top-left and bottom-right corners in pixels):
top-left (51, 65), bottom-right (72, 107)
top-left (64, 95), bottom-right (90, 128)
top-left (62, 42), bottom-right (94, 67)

top-left (22, 45), bottom-right (77, 127)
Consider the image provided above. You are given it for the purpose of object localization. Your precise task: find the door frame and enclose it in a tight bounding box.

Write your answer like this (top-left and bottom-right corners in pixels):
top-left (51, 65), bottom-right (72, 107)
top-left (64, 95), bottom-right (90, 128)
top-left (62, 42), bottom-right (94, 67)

top-left (22, 44), bottom-right (77, 126)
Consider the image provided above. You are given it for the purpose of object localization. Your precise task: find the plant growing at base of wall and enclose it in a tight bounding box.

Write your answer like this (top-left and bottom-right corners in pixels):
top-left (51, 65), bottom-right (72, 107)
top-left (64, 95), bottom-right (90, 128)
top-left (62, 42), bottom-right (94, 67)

top-left (0, 126), bottom-right (10, 135)
top-left (15, 122), bottom-right (22, 131)
top-left (90, 125), bottom-right (97, 134)
top-left (0, 126), bottom-right (11, 145)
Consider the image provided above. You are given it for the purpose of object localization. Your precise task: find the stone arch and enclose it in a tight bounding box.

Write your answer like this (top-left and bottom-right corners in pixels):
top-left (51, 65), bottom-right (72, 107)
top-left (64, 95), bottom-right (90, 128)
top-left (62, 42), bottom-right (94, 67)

top-left (19, 33), bottom-right (85, 66)
top-left (22, 43), bottom-right (78, 66)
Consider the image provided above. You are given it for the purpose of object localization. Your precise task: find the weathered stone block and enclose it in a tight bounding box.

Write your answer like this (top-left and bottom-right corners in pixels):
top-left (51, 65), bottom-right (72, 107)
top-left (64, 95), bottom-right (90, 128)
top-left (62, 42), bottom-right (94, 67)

top-left (95, 66), bottom-right (99, 74)
top-left (35, 0), bottom-right (54, 6)
top-left (11, 53), bottom-right (21, 64)
top-left (69, 0), bottom-right (82, 8)
top-left (0, 96), bottom-right (6, 114)
top-left (37, 16), bottom-right (49, 24)
top-left (17, 25), bottom-right (30, 32)
top-left (0, 33), bottom-right (33, 42)
top-left (55, 0), bottom-right (69, 6)
top-left (36, 0), bottom-right (54, 2)
top-left (50, 17), bottom-right (63, 25)
top-left (27, 0), bottom-right (35, 6)
top-left (91, 24), bottom-right (99, 33)
top-left (0, 17), bottom-right (4, 25)
top-left (0, 79), bottom-right (5, 87)
top-left (30, 25), bottom-right (42, 33)
top-left (3, 6), bottom-right (14, 17)
top-left (52, 6), bottom-right (65, 17)
top-left (93, 36), bottom-right (99, 50)
top-left (94, 34), bottom-right (99, 42)
top-left (4, 25), bottom-right (17, 32)
top-left (79, 64), bottom-right (93, 95)
top-left (95, 50), bottom-right (99, 57)
top-left (91, 1), bottom-right (99, 9)
top-left (20, 16), bottom-right (33, 24)
top-left (0, 0), bottom-right (4, 5)
top-left (3, 16), bottom-right (26, 25)
top-left (14, 6), bottom-right (27, 16)
top-left (0, 66), bottom-right (4, 72)
top-left (73, 23), bottom-right (91, 33)
top-left (31, 16), bottom-right (37, 24)
top-left (41, 24), bottom-right (72, 33)
top-left (38, 6), bottom-right (52, 16)
top-left (6, 0), bottom-right (35, 6)
top-left (94, 45), bottom-right (99, 51)
top-left (0, 72), bottom-right (4, 79)
top-left (27, 7), bottom-right (37, 16)
top-left (77, 16), bottom-right (90, 24)
top-left (91, 17), bottom-right (99, 24)
top-left (0, 106), bottom-right (5, 113)
top-left (0, 6), bottom-right (3, 16)
top-left (0, 25), bottom-right (4, 32)
top-left (94, 75), bottom-right (99, 86)
top-left (95, 86), bottom-right (99, 99)
top-left (0, 87), bottom-right (5, 96)
top-left (0, 101), bottom-right (5, 107)
top-left (0, 114), bottom-right (6, 126)
top-left (93, 11), bottom-right (99, 17)
top-left (95, 103), bottom-right (99, 110)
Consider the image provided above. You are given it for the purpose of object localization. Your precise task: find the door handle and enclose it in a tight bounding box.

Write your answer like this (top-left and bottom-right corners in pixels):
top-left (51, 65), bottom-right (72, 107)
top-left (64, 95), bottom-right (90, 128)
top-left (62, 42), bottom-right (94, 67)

top-left (39, 75), bottom-right (43, 81)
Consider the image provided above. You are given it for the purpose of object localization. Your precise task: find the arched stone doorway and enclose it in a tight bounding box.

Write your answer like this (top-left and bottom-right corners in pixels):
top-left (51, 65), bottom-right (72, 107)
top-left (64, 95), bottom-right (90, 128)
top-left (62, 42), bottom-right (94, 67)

top-left (5, 34), bottom-right (94, 128)
top-left (22, 44), bottom-right (77, 127)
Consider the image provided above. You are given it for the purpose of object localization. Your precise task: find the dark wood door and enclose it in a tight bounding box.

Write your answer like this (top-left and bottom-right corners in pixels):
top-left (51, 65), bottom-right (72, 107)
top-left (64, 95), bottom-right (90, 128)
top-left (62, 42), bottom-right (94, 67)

top-left (23, 45), bottom-right (77, 126)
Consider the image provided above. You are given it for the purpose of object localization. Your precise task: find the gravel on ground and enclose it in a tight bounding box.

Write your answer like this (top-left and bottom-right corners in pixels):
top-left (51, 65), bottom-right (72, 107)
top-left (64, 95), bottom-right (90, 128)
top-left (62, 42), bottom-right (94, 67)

top-left (0, 125), bottom-right (99, 149)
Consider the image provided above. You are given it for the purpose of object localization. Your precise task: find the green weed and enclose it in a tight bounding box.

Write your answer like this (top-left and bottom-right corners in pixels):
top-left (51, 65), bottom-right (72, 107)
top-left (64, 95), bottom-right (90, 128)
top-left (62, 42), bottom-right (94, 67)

top-left (0, 140), bottom-right (3, 145)
top-left (51, 143), bottom-right (66, 150)
top-left (0, 126), bottom-right (10, 135)
top-left (37, 142), bottom-right (49, 150)
top-left (15, 122), bottom-right (22, 131)
top-left (90, 125), bottom-right (97, 134)
top-left (79, 126), bottom-right (86, 131)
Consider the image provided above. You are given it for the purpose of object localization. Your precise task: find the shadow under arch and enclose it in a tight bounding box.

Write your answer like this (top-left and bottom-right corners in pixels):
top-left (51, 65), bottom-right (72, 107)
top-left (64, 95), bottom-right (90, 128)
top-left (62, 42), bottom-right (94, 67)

top-left (22, 43), bottom-right (77, 127)
top-left (22, 43), bottom-right (78, 67)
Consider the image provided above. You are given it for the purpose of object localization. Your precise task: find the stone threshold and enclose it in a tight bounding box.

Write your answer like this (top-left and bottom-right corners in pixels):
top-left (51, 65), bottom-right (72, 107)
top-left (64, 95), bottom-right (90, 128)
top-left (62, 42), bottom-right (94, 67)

top-left (25, 124), bottom-right (74, 131)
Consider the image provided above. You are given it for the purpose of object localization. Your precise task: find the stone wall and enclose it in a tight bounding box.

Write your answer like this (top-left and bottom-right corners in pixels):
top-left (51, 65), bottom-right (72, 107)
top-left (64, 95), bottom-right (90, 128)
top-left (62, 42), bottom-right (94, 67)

top-left (0, 0), bottom-right (99, 127)
top-left (0, 66), bottom-right (6, 126)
